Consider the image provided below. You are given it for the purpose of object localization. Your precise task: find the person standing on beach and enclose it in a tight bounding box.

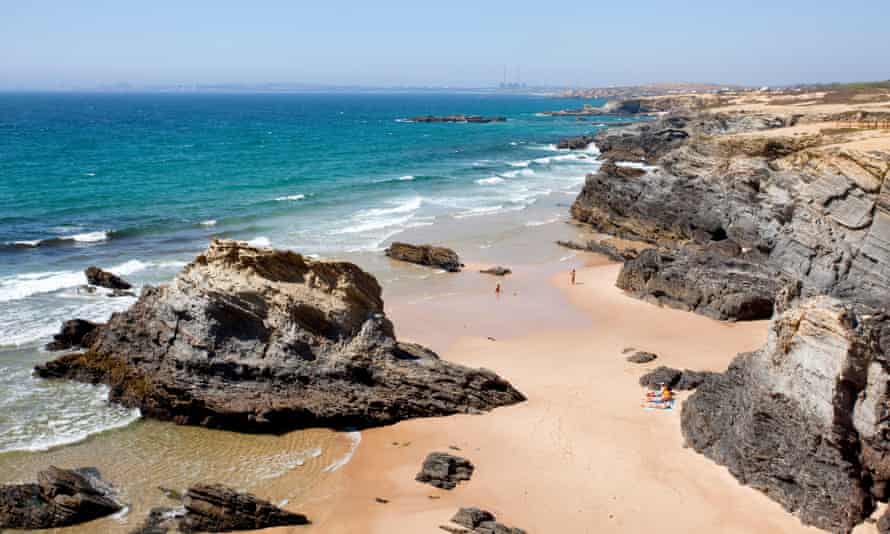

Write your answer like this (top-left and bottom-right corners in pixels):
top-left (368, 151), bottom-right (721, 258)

top-left (571, 268), bottom-right (576, 285)
top-left (495, 283), bottom-right (501, 296)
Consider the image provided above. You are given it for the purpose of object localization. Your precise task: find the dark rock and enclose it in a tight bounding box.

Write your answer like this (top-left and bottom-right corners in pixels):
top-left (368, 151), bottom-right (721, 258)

top-left (638, 366), bottom-right (682, 390)
top-left (557, 135), bottom-right (596, 150)
top-left (416, 452), bottom-right (475, 490)
top-left (681, 297), bottom-right (890, 532)
top-left (45, 319), bottom-right (100, 351)
top-left (616, 248), bottom-right (789, 321)
top-left (480, 266), bottom-right (511, 276)
top-left (639, 366), bottom-right (716, 391)
top-left (0, 466), bottom-right (123, 529)
top-left (386, 242), bottom-right (463, 272)
top-left (85, 266), bottom-right (132, 290)
top-left (556, 238), bottom-right (650, 262)
top-left (178, 484), bottom-right (308, 532)
top-left (129, 507), bottom-right (183, 534)
top-left (448, 507), bottom-right (526, 534)
top-left (626, 351), bottom-right (657, 364)
top-left (36, 240), bottom-right (524, 432)
top-left (451, 507), bottom-right (495, 528)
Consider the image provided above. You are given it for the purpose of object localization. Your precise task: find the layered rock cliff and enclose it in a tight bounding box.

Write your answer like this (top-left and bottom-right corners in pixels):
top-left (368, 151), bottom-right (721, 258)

top-left (571, 110), bottom-right (890, 314)
top-left (682, 297), bottom-right (890, 532)
top-left (36, 240), bottom-right (524, 432)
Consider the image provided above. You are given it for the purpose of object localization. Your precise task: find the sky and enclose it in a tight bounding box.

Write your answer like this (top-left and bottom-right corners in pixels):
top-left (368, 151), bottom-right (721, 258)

top-left (1, 0), bottom-right (888, 90)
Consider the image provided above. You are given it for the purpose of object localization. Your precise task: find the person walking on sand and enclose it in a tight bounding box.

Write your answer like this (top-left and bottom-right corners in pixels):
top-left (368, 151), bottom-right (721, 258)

top-left (571, 268), bottom-right (576, 285)
top-left (495, 283), bottom-right (501, 296)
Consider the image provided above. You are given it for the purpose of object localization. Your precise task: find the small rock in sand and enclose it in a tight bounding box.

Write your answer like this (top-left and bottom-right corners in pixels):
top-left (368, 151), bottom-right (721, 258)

top-left (626, 351), bottom-right (658, 364)
top-left (480, 266), bottom-right (512, 276)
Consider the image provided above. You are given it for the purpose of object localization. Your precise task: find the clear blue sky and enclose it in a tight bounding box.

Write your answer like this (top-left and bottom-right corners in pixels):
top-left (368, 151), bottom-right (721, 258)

top-left (2, 0), bottom-right (888, 89)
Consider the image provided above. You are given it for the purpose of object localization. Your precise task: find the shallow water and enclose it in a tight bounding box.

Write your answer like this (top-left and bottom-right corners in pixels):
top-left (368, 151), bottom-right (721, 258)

top-left (0, 420), bottom-right (354, 533)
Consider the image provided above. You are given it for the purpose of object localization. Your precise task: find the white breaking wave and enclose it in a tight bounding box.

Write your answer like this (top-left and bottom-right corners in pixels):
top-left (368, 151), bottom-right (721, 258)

top-left (0, 258), bottom-right (154, 303)
top-left (475, 177), bottom-right (505, 185)
top-left (323, 431), bottom-right (362, 473)
top-left (247, 236), bottom-right (272, 247)
top-left (398, 175), bottom-right (415, 181)
top-left (508, 160), bottom-right (531, 167)
top-left (334, 196), bottom-right (423, 235)
top-left (200, 219), bottom-right (217, 227)
top-left (69, 231), bottom-right (109, 243)
top-left (275, 194), bottom-right (306, 202)
top-left (525, 215), bottom-right (563, 227)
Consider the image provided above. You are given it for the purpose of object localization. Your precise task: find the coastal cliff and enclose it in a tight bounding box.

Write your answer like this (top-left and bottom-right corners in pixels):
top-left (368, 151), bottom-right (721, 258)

top-left (569, 91), bottom-right (890, 531)
top-left (36, 239), bottom-right (525, 432)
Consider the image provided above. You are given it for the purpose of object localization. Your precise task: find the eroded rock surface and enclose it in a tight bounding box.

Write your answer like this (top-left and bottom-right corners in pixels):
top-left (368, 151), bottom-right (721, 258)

top-left (180, 484), bottom-right (308, 532)
top-left (0, 466), bottom-right (123, 529)
top-left (571, 110), bottom-right (890, 310)
top-left (85, 266), bottom-right (132, 290)
top-left (416, 452), bottom-right (475, 490)
top-left (45, 319), bottom-right (100, 351)
top-left (443, 507), bottom-right (527, 534)
top-left (682, 297), bottom-right (890, 532)
top-left (385, 242), bottom-right (463, 272)
top-left (36, 240), bottom-right (524, 432)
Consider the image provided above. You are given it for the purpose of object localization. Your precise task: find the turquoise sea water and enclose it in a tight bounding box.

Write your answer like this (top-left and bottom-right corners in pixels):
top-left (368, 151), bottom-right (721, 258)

top-left (0, 91), bottom-right (619, 453)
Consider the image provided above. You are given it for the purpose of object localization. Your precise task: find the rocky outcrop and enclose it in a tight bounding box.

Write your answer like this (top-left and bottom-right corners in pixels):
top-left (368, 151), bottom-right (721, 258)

top-left (557, 135), bottom-right (595, 150)
top-left (36, 240), bottom-right (523, 432)
top-left (682, 297), bottom-right (890, 532)
top-left (130, 484), bottom-right (307, 533)
top-left (416, 452), bottom-right (475, 490)
top-left (0, 466), bottom-right (123, 529)
top-left (45, 319), bottom-right (100, 351)
top-left (385, 242), bottom-right (463, 272)
top-left (443, 507), bottom-right (527, 534)
top-left (571, 111), bottom-right (890, 310)
top-left (407, 115), bottom-right (506, 123)
top-left (85, 266), bottom-right (132, 290)
top-left (480, 266), bottom-right (511, 276)
top-left (616, 248), bottom-right (792, 321)
top-left (639, 366), bottom-right (715, 390)
top-left (179, 484), bottom-right (308, 531)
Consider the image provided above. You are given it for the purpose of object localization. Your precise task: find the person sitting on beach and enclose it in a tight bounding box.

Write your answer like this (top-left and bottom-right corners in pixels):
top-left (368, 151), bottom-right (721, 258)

top-left (643, 384), bottom-right (674, 409)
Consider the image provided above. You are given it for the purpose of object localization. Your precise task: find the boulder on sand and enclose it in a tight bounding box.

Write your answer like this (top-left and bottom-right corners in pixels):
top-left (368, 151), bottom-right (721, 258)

top-left (385, 242), bottom-right (463, 272)
top-left (0, 466), bottom-right (123, 529)
top-left (85, 266), bottom-right (132, 290)
top-left (415, 452), bottom-right (474, 490)
top-left (37, 240), bottom-right (523, 432)
top-left (130, 484), bottom-right (308, 533)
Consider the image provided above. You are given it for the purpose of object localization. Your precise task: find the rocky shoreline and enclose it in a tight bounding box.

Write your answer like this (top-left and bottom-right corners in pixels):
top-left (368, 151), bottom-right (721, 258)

top-left (568, 92), bottom-right (890, 531)
top-left (37, 239), bottom-right (524, 433)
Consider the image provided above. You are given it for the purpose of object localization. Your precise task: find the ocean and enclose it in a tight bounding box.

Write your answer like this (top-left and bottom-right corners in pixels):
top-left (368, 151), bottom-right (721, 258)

top-left (0, 91), bottom-right (619, 529)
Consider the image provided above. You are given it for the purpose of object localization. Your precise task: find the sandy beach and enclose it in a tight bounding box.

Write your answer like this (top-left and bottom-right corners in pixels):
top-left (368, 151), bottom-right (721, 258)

top-left (258, 240), bottom-right (837, 533)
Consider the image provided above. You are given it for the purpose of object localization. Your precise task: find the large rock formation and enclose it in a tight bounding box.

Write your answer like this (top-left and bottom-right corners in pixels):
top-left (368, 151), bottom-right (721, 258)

top-left (130, 484), bottom-right (308, 533)
top-left (36, 240), bottom-right (524, 432)
top-left (0, 466), bottom-right (123, 529)
top-left (616, 248), bottom-right (791, 321)
top-left (571, 110), bottom-right (890, 311)
top-left (682, 297), bottom-right (890, 532)
top-left (385, 242), bottom-right (463, 272)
